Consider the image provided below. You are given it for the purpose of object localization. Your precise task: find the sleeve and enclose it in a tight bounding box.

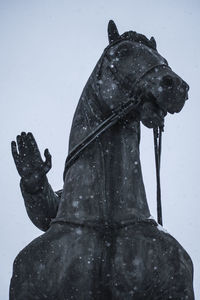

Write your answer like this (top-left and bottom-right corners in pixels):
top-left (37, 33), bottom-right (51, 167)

top-left (20, 176), bottom-right (62, 232)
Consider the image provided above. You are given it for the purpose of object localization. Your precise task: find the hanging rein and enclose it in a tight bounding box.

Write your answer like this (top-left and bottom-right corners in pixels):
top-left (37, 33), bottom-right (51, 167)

top-left (63, 47), bottom-right (170, 226)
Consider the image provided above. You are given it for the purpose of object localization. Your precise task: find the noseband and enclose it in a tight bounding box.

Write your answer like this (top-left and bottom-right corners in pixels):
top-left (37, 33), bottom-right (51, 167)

top-left (63, 42), bottom-right (170, 225)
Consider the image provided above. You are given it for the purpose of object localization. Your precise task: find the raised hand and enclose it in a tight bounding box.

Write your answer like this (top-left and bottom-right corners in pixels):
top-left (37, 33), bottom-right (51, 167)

top-left (11, 132), bottom-right (52, 193)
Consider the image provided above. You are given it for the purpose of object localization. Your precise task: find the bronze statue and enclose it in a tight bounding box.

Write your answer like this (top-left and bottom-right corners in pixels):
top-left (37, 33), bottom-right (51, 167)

top-left (10, 21), bottom-right (194, 299)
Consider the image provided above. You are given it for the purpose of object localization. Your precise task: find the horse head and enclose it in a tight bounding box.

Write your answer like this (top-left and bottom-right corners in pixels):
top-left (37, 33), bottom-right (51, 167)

top-left (96, 20), bottom-right (189, 128)
top-left (66, 20), bottom-right (189, 176)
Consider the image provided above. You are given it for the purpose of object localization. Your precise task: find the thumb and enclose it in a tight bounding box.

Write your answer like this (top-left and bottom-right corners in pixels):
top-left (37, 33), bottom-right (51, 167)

top-left (43, 148), bottom-right (52, 173)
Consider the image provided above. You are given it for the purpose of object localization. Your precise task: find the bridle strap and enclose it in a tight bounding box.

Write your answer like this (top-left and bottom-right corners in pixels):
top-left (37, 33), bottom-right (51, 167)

top-left (153, 126), bottom-right (163, 225)
top-left (106, 57), bottom-right (167, 226)
top-left (63, 98), bottom-right (141, 179)
top-left (105, 52), bottom-right (171, 98)
top-left (64, 63), bottom-right (169, 178)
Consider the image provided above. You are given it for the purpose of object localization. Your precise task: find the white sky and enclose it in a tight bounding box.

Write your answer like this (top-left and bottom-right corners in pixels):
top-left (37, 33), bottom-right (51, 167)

top-left (0, 0), bottom-right (199, 298)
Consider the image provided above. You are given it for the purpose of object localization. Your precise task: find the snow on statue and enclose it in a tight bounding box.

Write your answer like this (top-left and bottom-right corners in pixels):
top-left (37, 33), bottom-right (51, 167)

top-left (10, 21), bottom-right (194, 299)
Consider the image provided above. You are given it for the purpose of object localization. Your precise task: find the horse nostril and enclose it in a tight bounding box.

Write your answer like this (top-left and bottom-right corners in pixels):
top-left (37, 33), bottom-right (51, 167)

top-left (161, 75), bottom-right (174, 88)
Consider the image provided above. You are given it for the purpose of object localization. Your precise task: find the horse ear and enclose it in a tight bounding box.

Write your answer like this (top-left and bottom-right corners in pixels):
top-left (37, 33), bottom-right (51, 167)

top-left (150, 36), bottom-right (157, 49)
top-left (108, 20), bottom-right (120, 44)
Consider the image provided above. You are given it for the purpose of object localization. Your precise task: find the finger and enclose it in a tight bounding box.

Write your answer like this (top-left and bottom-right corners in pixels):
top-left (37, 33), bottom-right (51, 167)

top-left (26, 132), bottom-right (35, 153)
top-left (20, 131), bottom-right (29, 154)
top-left (21, 132), bottom-right (27, 144)
top-left (21, 131), bottom-right (34, 155)
top-left (11, 141), bottom-right (20, 165)
top-left (18, 132), bottom-right (29, 157)
top-left (27, 132), bottom-right (40, 154)
top-left (43, 148), bottom-right (52, 173)
top-left (16, 135), bottom-right (25, 155)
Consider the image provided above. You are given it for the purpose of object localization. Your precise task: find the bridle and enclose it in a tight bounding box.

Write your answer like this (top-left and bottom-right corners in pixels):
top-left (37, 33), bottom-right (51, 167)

top-left (63, 41), bottom-right (170, 226)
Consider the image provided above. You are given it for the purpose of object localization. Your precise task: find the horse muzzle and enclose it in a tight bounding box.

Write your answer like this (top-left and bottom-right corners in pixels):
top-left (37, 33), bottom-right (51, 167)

top-left (148, 73), bottom-right (189, 115)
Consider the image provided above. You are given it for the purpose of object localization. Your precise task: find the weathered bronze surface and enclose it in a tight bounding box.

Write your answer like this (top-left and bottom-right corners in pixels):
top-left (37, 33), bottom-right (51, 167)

top-left (10, 21), bottom-right (194, 299)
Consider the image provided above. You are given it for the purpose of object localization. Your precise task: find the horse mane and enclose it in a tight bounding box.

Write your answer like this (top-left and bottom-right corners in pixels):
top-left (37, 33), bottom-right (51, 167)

top-left (122, 31), bottom-right (157, 50)
top-left (107, 30), bottom-right (157, 52)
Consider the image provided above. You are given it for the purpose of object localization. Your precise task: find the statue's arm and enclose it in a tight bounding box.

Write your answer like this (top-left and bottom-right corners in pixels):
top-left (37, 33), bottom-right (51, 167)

top-left (20, 177), bottom-right (61, 231)
top-left (11, 132), bottom-right (61, 231)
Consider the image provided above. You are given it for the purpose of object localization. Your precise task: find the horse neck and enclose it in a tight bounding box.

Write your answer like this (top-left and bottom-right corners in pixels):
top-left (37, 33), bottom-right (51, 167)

top-left (58, 81), bottom-right (150, 224)
top-left (98, 115), bottom-right (150, 222)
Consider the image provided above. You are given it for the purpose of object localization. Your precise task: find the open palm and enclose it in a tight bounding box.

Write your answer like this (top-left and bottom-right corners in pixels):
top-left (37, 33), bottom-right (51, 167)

top-left (11, 132), bottom-right (52, 193)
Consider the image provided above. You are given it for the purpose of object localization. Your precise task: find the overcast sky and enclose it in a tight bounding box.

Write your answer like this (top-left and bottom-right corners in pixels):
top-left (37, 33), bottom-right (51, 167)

top-left (0, 0), bottom-right (200, 298)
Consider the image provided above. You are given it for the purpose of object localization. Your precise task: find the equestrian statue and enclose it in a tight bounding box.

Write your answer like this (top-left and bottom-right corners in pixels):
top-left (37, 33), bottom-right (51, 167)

top-left (10, 21), bottom-right (194, 299)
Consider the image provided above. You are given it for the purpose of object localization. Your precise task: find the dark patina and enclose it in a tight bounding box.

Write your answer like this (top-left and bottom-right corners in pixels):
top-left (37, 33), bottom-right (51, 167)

top-left (10, 21), bottom-right (194, 299)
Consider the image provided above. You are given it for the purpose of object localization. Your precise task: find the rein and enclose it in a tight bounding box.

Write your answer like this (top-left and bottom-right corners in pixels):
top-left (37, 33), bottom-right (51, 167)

top-left (153, 126), bottom-right (163, 226)
top-left (105, 53), bottom-right (165, 226)
top-left (63, 49), bottom-right (169, 226)
top-left (63, 98), bottom-right (141, 176)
